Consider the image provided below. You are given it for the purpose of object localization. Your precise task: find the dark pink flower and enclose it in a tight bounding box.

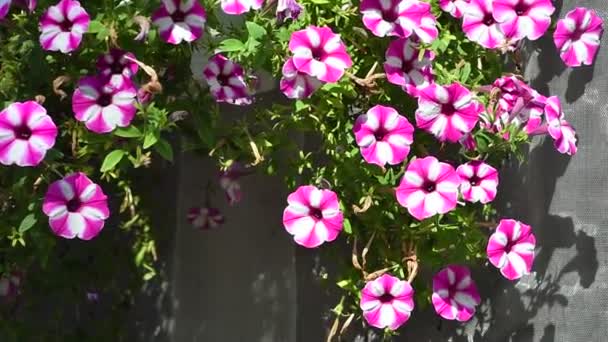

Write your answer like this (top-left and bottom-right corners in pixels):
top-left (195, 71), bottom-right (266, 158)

top-left (221, 0), bottom-right (263, 15)
top-left (544, 96), bottom-right (577, 155)
top-left (554, 7), bottom-right (604, 67)
top-left (432, 265), bottom-right (481, 321)
top-left (97, 49), bottom-right (139, 80)
top-left (276, 0), bottom-right (302, 23)
top-left (360, 0), bottom-right (438, 42)
top-left (39, 0), bottom-right (90, 53)
top-left (492, 0), bottom-right (554, 41)
top-left (462, 0), bottom-right (507, 49)
top-left (203, 54), bottom-right (252, 105)
top-left (487, 219), bottom-right (536, 280)
top-left (383, 38), bottom-right (435, 97)
top-left (439, 0), bottom-right (469, 18)
top-left (360, 274), bottom-right (414, 330)
top-left (457, 161), bottom-right (499, 204)
top-left (187, 207), bottom-right (225, 230)
top-left (219, 163), bottom-right (251, 205)
top-left (280, 58), bottom-right (323, 99)
top-left (152, 0), bottom-right (207, 45)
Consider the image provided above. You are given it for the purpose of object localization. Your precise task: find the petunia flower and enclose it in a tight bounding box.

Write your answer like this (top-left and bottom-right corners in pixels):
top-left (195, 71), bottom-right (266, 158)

top-left (219, 162), bottom-right (252, 205)
top-left (14, 0), bottom-right (36, 11)
top-left (456, 161), bottom-right (499, 204)
top-left (0, 101), bottom-right (57, 167)
top-left (282, 185), bottom-right (344, 248)
top-left (360, 0), bottom-right (438, 42)
top-left (276, 0), bottom-right (302, 23)
top-left (97, 49), bottom-right (139, 80)
top-left (288, 26), bottom-right (352, 83)
top-left (432, 265), bottom-right (481, 321)
top-left (0, 0), bottom-right (9, 18)
top-left (360, 274), bottom-right (415, 330)
top-left (553, 7), bottom-right (604, 67)
top-left (42, 172), bottom-right (110, 240)
top-left (544, 96), bottom-right (577, 155)
top-left (152, 0), bottom-right (207, 45)
top-left (462, 0), bottom-right (507, 49)
top-left (187, 207), bottom-right (225, 230)
top-left (492, 0), bottom-right (554, 41)
top-left (221, 0), bottom-right (263, 15)
top-left (72, 75), bottom-right (138, 134)
top-left (383, 38), bottom-right (435, 97)
top-left (395, 156), bottom-right (461, 220)
top-left (203, 54), bottom-right (252, 105)
top-left (353, 105), bottom-right (415, 167)
top-left (0, 272), bottom-right (22, 299)
top-left (39, 0), bottom-right (90, 54)
top-left (280, 58), bottom-right (323, 99)
top-left (415, 83), bottom-right (483, 143)
top-left (439, 0), bottom-right (469, 19)
top-left (487, 219), bottom-right (536, 280)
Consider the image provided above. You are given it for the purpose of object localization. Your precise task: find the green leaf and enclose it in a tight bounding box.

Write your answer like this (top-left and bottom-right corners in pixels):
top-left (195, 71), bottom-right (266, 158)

top-left (18, 214), bottom-right (37, 233)
top-left (143, 132), bottom-right (159, 149)
top-left (219, 39), bottom-right (245, 52)
top-left (460, 63), bottom-right (471, 82)
top-left (100, 150), bottom-right (126, 172)
top-left (343, 218), bottom-right (352, 234)
top-left (114, 126), bottom-right (142, 138)
top-left (154, 139), bottom-right (174, 162)
top-left (246, 21), bottom-right (266, 40)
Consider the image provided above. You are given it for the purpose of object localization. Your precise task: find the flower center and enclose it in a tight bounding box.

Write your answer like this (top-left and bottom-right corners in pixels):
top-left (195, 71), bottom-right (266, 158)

top-left (570, 29), bottom-right (585, 41)
top-left (483, 14), bottom-right (495, 26)
top-left (514, 3), bottom-right (527, 16)
top-left (216, 73), bottom-right (231, 86)
top-left (13, 125), bottom-right (32, 140)
top-left (374, 127), bottom-right (388, 141)
top-left (422, 181), bottom-right (436, 193)
top-left (59, 19), bottom-right (74, 32)
top-left (504, 240), bottom-right (515, 253)
top-left (311, 47), bottom-right (324, 61)
top-left (111, 62), bottom-right (124, 75)
top-left (382, 9), bottom-right (400, 22)
top-left (441, 103), bottom-right (457, 116)
top-left (171, 10), bottom-right (187, 23)
top-left (66, 198), bottom-right (81, 212)
top-left (378, 293), bottom-right (394, 303)
top-left (469, 175), bottom-right (481, 186)
top-left (98, 93), bottom-right (113, 107)
top-left (310, 208), bottom-right (323, 220)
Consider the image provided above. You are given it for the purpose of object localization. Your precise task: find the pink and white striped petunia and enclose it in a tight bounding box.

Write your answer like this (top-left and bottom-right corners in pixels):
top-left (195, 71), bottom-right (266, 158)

top-left (439, 0), bottom-right (469, 19)
top-left (276, 0), bottom-right (302, 23)
top-left (203, 54), bottom-right (252, 105)
top-left (432, 265), bottom-right (481, 321)
top-left (383, 38), bottom-right (435, 97)
top-left (492, 0), bottom-right (555, 41)
top-left (0, 101), bottom-right (57, 167)
top-left (353, 105), bottom-right (414, 167)
top-left (360, 0), bottom-right (438, 42)
top-left (14, 0), bottom-right (36, 12)
top-left (282, 185), bottom-right (344, 248)
top-left (221, 0), bottom-right (263, 15)
top-left (72, 75), bottom-right (138, 134)
top-left (487, 219), bottom-right (536, 280)
top-left (97, 49), bottom-right (139, 80)
top-left (288, 26), bottom-right (352, 83)
top-left (554, 7), bottom-right (604, 67)
top-left (456, 161), bottom-right (499, 204)
top-left (0, 272), bottom-right (22, 299)
top-left (0, 0), bottom-right (10, 18)
top-left (416, 83), bottom-right (483, 143)
top-left (42, 172), bottom-right (110, 240)
top-left (280, 58), bottom-right (323, 99)
top-left (152, 0), bottom-right (206, 45)
top-left (219, 163), bottom-right (252, 205)
top-left (360, 274), bottom-right (415, 330)
top-left (544, 96), bottom-right (577, 156)
top-left (395, 156), bottom-right (461, 220)
top-left (187, 207), bottom-right (225, 230)
top-left (39, 0), bottom-right (90, 54)
top-left (462, 0), bottom-right (507, 49)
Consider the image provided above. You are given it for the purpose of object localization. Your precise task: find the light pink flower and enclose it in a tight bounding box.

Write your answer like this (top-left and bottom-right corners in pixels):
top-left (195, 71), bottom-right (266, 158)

top-left (360, 274), bottom-right (415, 330)
top-left (462, 0), bottom-right (507, 49)
top-left (282, 185), bottom-right (344, 248)
top-left (544, 96), bottom-right (577, 155)
top-left (280, 58), bottom-right (323, 99)
top-left (39, 0), bottom-right (90, 53)
top-left (288, 26), bottom-right (352, 83)
top-left (0, 271), bottom-right (22, 299)
top-left (416, 83), bottom-right (483, 143)
top-left (187, 207), bottom-right (225, 230)
top-left (554, 7), bottom-right (604, 67)
top-left (360, 0), bottom-right (438, 42)
top-left (203, 54), bottom-right (252, 105)
top-left (276, 0), bottom-right (302, 23)
top-left (432, 265), bottom-right (480, 321)
top-left (42, 172), bottom-right (109, 240)
top-left (152, 0), bottom-right (206, 45)
top-left (72, 75), bottom-right (138, 134)
top-left (457, 161), bottom-right (498, 204)
top-left (487, 219), bottom-right (536, 280)
top-left (439, 0), bottom-right (469, 18)
top-left (219, 163), bottom-right (251, 205)
top-left (97, 49), bottom-right (139, 80)
top-left (395, 156), bottom-right (461, 220)
top-left (353, 105), bottom-right (414, 167)
top-left (0, 101), bottom-right (57, 167)
top-left (492, 0), bottom-right (555, 41)
top-left (383, 38), bottom-right (435, 97)
top-left (221, 0), bottom-right (263, 15)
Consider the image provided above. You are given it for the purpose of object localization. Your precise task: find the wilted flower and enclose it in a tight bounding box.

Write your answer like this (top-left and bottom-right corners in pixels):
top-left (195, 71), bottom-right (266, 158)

top-left (43, 172), bottom-right (110, 240)
top-left (39, 0), bottom-right (90, 53)
top-left (360, 274), bottom-right (415, 330)
top-left (0, 101), bottom-right (58, 167)
top-left (553, 7), bottom-right (604, 67)
top-left (282, 185), bottom-right (344, 248)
